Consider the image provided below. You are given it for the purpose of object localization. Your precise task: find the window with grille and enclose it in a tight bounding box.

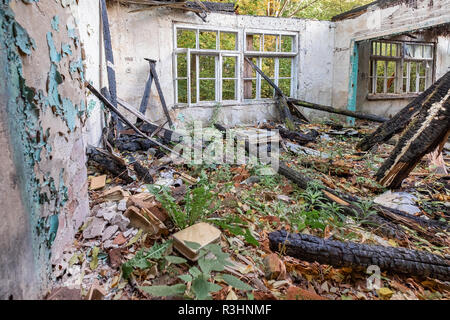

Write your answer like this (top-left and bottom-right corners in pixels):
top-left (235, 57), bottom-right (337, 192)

top-left (369, 40), bottom-right (434, 96)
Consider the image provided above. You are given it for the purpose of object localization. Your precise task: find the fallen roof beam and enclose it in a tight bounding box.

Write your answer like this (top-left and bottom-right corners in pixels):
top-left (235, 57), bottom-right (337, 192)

top-left (375, 73), bottom-right (450, 188)
top-left (288, 98), bottom-right (389, 123)
top-left (357, 71), bottom-right (450, 151)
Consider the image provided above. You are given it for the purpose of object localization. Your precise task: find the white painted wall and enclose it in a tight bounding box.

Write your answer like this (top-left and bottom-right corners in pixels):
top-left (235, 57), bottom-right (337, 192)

top-left (332, 0), bottom-right (450, 117)
top-left (105, 5), bottom-right (335, 127)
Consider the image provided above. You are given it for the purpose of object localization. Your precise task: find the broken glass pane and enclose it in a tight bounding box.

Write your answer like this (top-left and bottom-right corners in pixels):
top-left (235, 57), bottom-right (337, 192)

top-left (177, 29), bottom-right (196, 48)
top-left (262, 58), bottom-right (275, 78)
top-left (264, 35), bottom-right (277, 52)
top-left (279, 58), bottom-right (292, 78)
top-left (281, 36), bottom-right (293, 52)
top-left (261, 79), bottom-right (274, 98)
top-left (176, 53), bottom-right (187, 78)
top-left (222, 56), bottom-right (236, 78)
top-left (199, 55), bottom-right (215, 78)
top-left (199, 31), bottom-right (217, 50)
top-left (177, 79), bottom-right (188, 103)
top-left (222, 80), bottom-right (236, 100)
top-left (220, 32), bottom-right (237, 50)
top-left (199, 79), bottom-right (215, 101)
top-left (424, 45), bottom-right (432, 58)
top-left (279, 79), bottom-right (291, 97)
top-left (251, 34), bottom-right (261, 51)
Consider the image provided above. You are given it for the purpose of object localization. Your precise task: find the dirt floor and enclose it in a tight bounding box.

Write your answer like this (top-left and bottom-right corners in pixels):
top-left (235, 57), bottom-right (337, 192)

top-left (48, 119), bottom-right (450, 300)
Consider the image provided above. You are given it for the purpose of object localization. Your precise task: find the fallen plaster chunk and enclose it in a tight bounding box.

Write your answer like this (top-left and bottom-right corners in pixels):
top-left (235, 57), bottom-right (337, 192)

top-left (83, 217), bottom-right (108, 239)
top-left (95, 202), bottom-right (118, 222)
top-left (102, 225), bottom-right (119, 242)
top-left (117, 199), bottom-right (127, 211)
top-left (373, 190), bottom-right (421, 215)
top-left (110, 212), bottom-right (130, 231)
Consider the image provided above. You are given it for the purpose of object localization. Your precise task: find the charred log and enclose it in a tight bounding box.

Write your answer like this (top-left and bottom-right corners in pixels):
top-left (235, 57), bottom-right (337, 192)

top-left (133, 161), bottom-right (154, 184)
top-left (375, 75), bottom-right (450, 188)
top-left (357, 71), bottom-right (450, 151)
top-left (87, 146), bottom-right (133, 183)
top-left (269, 230), bottom-right (450, 281)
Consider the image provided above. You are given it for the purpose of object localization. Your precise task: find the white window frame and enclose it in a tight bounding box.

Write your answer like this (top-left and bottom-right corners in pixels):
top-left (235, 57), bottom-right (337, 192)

top-left (243, 30), bottom-right (298, 100)
top-left (368, 40), bottom-right (434, 97)
top-left (173, 24), bottom-right (299, 107)
top-left (173, 25), bottom-right (240, 106)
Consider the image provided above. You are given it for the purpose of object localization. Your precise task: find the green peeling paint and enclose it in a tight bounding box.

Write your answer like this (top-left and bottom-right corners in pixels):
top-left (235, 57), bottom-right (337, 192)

top-left (0, 1), bottom-right (84, 291)
top-left (69, 58), bottom-right (84, 81)
top-left (61, 43), bottom-right (72, 56)
top-left (51, 15), bottom-right (59, 31)
top-left (46, 32), bottom-right (61, 63)
top-left (347, 40), bottom-right (359, 125)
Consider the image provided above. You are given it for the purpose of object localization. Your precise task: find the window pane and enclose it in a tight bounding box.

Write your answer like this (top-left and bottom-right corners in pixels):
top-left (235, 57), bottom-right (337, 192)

top-left (424, 45), bottom-right (432, 58)
top-left (262, 58), bottom-right (275, 78)
top-left (177, 79), bottom-right (188, 103)
top-left (279, 58), bottom-right (292, 77)
top-left (281, 35), bottom-right (293, 52)
top-left (244, 57), bottom-right (256, 78)
top-left (376, 78), bottom-right (384, 93)
top-left (190, 54), bottom-right (197, 103)
top-left (199, 55), bottom-right (215, 78)
top-left (419, 78), bottom-right (425, 92)
top-left (222, 80), bottom-right (236, 100)
top-left (410, 62), bottom-right (417, 92)
top-left (405, 44), bottom-right (413, 58)
top-left (381, 43), bottom-right (386, 56)
top-left (386, 61), bottom-right (396, 93)
top-left (263, 35), bottom-right (277, 52)
top-left (199, 31), bottom-right (217, 50)
top-left (413, 45), bottom-right (422, 58)
top-left (376, 60), bottom-right (385, 77)
top-left (261, 79), bottom-right (274, 98)
top-left (279, 79), bottom-right (291, 97)
top-left (220, 32), bottom-right (236, 50)
top-left (419, 62), bottom-right (426, 76)
top-left (176, 53), bottom-right (187, 78)
top-left (222, 56), bottom-right (236, 78)
top-left (199, 79), bottom-right (215, 101)
top-left (392, 43), bottom-right (397, 56)
top-left (243, 79), bottom-right (256, 99)
top-left (251, 34), bottom-right (261, 51)
top-left (177, 29), bottom-right (196, 48)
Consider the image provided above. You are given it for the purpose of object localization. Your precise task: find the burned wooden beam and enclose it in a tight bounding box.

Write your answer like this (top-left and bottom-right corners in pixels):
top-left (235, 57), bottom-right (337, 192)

top-left (85, 82), bottom-right (179, 156)
top-left (259, 123), bottom-right (318, 145)
top-left (100, 0), bottom-right (122, 131)
top-left (146, 59), bottom-right (173, 127)
top-left (357, 71), bottom-right (450, 151)
top-left (87, 146), bottom-right (133, 183)
top-left (269, 230), bottom-right (450, 281)
top-left (288, 98), bottom-right (388, 123)
top-left (375, 75), bottom-right (450, 188)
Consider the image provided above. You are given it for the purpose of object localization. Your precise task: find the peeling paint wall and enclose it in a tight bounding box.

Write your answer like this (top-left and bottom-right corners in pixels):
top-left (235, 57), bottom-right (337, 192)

top-left (0, 0), bottom-right (90, 299)
top-left (332, 0), bottom-right (450, 117)
top-left (105, 4), bottom-right (335, 126)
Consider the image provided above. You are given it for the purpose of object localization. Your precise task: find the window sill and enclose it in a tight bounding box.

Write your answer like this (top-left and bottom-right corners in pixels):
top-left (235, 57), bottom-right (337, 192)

top-left (367, 93), bottom-right (420, 100)
top-left (173, 99), bottom-right (278, 109)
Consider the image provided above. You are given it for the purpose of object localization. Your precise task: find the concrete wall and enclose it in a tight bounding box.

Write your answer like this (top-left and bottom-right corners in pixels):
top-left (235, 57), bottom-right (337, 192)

top-left (0, 0), bottom-right (90, 299)
top-left (332, 0), bottom-right (450, 117)
top-left (106, 4), bottom-right (335, 127)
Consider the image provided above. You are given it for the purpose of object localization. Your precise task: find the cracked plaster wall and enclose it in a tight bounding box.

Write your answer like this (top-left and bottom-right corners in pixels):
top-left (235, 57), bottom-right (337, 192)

top-left (0, 0), bottom-right (90, 299)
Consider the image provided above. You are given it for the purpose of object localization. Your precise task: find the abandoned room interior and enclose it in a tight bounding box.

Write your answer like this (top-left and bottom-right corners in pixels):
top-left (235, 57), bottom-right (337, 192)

top-left (0, 0), bottom-right (449, 300)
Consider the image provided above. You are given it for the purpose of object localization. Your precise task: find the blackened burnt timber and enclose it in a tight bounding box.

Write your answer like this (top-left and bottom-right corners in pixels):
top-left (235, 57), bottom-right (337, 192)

top-left (375, 73), bottom-right (450, 188)
top-left (87, 146), bottom-right (133, 183)
top-left (357, 71), bottom-right (450, 151)
top-left (288, 98), bottom-right (389, 123)
top-left (269, 230), bottom-right (450, 281)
